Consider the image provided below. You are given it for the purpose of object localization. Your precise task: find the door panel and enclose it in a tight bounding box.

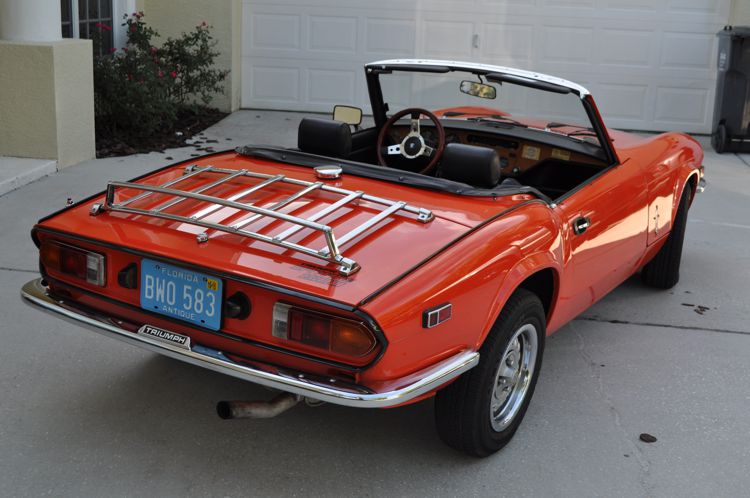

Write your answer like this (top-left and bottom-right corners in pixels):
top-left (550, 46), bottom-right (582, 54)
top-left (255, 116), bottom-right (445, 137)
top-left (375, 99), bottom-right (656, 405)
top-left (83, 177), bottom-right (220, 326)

top-left (552, 161), bottom-right (649, 327)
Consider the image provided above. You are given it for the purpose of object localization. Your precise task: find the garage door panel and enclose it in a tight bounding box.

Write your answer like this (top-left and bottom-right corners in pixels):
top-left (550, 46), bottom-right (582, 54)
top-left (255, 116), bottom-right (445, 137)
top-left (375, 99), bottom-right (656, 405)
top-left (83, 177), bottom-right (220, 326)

top-left (248, 66), bottom-right (301, 105)
top-left (364, 18), bottom-right (416, 56)
top-left (481, 23), bottom-right (534, 63)
top-left (595, 29), bottom-right (654, 68)
top-left (242, 0), bottom-right (730, 132)
top-left (308, 16), bottom-right (358, 54)
top-left (541, 0), bottom-right (595, 8)
top-left (539, 26), bottom-right (594, 65)
top-left (420, 21), bottom-right (474, 59)
top-left (668, 0), bottom-right (724, 15)
top-left (250, 13), bottom-right (301, 50)
top-left (654, 86), bottom-right (709, 126)
top-left (660, 31), bottom-right (715, 70)
top-left (604, 0), bottom-right (657, 12)
top-left (308, 69), bottom-right (357, 105)
top-left (596, 83), bottom-right (649, 121)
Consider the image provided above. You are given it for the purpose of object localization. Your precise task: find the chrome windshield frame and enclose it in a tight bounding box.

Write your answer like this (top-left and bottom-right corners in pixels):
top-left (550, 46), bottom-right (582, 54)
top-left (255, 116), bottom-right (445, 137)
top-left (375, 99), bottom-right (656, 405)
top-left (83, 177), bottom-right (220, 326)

top-left (364, 59), bottom-right (619, 166)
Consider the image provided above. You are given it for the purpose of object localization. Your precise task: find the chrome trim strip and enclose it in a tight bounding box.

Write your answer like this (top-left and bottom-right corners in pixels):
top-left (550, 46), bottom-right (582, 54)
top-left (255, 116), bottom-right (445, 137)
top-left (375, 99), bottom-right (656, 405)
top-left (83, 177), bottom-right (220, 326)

top-left (365, 58), bottom-right (591, 97)
top-left (20, 278), bottom-right (479, 408)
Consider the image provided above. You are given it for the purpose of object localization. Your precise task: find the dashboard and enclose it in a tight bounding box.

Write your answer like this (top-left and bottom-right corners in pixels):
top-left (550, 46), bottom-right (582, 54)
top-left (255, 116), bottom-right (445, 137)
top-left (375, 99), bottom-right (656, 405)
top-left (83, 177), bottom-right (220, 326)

top-left (390, 125), bottom-right (605, 177)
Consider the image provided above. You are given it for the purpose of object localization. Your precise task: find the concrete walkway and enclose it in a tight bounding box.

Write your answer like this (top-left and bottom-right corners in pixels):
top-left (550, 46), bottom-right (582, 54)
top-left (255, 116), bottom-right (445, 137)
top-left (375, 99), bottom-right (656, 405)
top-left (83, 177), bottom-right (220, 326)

top-left (1, 111), bottom-right (749, 497)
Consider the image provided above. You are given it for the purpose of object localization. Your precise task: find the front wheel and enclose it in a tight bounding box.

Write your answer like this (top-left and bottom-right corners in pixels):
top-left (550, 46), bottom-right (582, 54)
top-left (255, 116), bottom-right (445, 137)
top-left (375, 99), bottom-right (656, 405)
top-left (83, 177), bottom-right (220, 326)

top-left (435, 289), bottom-right (545, 457)
top-left (641, 185), bottom-right (692, 289)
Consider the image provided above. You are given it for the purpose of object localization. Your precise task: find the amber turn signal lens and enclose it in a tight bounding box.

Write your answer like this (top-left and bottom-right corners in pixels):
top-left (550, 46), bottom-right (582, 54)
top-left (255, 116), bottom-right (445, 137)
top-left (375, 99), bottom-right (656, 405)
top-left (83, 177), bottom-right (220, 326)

top-left (40, 241), bottom-right (61, 270)
top-left (331, 321), bottom-right (376, 357)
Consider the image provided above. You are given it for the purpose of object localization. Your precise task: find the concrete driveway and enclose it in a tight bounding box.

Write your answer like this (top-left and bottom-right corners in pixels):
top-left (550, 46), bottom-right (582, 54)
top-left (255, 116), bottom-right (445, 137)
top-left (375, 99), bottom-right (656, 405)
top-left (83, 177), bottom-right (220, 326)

top-left (1, 112), bottom-right (748, 497)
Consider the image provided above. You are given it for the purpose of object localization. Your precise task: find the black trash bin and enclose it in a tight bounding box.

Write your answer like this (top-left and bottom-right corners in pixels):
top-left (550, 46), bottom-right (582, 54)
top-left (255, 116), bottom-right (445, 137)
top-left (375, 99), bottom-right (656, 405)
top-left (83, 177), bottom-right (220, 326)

top-left (711, 25), bottom-right (750, 153)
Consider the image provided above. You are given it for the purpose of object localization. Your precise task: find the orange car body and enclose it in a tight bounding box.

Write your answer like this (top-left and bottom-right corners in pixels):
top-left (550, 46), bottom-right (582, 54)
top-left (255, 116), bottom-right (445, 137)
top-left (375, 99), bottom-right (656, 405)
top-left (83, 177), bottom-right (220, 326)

top-left (22, 62), bottom-right (704, 411)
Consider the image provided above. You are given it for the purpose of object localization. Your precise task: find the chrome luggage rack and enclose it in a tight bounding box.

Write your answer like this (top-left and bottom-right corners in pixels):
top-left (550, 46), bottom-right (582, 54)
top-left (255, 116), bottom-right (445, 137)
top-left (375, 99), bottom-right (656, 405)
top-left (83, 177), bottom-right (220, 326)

top-left (89, 165), bottom-right (434, 276)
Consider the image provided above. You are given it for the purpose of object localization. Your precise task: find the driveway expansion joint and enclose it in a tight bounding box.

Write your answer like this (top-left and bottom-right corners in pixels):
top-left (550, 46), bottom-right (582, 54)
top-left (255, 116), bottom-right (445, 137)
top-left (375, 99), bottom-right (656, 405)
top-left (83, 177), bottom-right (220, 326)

top-left (577, 316), bottom-right (749, 337)
top-left (0, 267), bottom-right (38, 274)
top-left (735, 153), bottom-right (750, 167)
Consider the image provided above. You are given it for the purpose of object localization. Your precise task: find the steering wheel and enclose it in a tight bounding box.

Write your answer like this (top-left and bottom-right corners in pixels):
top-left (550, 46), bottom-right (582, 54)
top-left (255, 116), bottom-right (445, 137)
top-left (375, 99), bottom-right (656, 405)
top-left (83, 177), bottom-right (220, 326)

top-left (376, 108), bottom-right (446, 175)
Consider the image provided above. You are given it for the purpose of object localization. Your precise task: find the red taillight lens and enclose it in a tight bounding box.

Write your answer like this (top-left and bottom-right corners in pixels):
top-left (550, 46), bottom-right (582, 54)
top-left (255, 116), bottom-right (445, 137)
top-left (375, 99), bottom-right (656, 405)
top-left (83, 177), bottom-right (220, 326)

top-left (40, 241), bottom-right (106, 286)
top-left (273, 303), bottom-right (377, 359)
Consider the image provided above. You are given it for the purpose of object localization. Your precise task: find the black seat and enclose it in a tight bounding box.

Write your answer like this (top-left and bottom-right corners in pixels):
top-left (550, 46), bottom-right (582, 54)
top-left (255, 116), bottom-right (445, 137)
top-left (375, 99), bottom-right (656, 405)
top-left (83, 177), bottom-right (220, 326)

top-left (297, 118), bottom-right (352, 158)
top-left (437, 143), bottom-right (501, 189)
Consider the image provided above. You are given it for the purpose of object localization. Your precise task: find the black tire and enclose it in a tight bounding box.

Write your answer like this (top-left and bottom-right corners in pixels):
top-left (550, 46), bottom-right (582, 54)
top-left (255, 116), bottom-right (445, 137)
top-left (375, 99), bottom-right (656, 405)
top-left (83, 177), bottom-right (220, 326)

top-left (641, 186), bottom-right (692, 289)
top-left (712, 123), bottom-right (728, 153)
top-left (435, 288), bottom-right (545, 457)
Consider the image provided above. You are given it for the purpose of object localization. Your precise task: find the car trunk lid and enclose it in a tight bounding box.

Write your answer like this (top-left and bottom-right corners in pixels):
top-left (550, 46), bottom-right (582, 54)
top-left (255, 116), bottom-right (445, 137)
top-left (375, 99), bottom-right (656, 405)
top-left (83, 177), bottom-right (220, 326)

top-left (38, 152), bottom-right (530, 305)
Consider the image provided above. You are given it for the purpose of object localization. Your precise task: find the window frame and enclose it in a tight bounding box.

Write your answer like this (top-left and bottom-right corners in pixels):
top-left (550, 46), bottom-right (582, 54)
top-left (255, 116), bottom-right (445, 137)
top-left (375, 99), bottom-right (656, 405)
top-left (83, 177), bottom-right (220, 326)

top-left (61, 0), bottom-right (135, 52)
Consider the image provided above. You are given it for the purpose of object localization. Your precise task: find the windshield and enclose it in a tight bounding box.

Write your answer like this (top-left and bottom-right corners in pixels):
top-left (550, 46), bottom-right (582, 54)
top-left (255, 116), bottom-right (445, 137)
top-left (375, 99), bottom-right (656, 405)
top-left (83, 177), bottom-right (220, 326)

top-left (379, 70), bottom-right (599, 145)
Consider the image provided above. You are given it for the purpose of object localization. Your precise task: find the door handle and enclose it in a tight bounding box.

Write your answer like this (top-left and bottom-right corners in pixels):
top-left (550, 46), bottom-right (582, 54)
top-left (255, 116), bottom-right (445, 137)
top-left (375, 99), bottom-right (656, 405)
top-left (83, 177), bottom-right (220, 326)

top-left (572, 217), bottom-right (590, 235)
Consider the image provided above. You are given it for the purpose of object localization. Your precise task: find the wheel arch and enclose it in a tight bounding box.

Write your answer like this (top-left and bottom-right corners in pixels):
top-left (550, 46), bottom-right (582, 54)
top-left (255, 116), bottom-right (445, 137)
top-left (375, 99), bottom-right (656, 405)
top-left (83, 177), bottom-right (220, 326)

top-left (675, 168), bottom-right (700, 215)
top-left (476, 255), bottom-right (561, 348)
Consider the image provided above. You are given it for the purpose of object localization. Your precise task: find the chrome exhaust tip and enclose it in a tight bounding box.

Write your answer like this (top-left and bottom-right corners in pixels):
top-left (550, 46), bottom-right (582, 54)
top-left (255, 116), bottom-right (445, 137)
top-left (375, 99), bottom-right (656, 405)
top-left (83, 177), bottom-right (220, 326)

top-left (217, 392), bottom-right (302, 419)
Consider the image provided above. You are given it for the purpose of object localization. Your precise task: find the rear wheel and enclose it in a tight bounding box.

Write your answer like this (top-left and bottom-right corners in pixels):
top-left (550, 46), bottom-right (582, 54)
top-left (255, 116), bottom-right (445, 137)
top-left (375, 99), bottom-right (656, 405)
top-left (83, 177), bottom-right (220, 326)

top-left (711, 123), bottom-right (728, 153)
top-left (642, 186), bottom-right (692, 289)
top-left (435, 289), bottom-right (545, 457)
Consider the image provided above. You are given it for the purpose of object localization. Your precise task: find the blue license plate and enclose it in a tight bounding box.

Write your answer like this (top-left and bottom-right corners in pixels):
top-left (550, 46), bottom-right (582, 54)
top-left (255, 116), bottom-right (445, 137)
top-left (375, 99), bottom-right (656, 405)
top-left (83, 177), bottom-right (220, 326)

top-left (140, 259), bottom-right (222, 331)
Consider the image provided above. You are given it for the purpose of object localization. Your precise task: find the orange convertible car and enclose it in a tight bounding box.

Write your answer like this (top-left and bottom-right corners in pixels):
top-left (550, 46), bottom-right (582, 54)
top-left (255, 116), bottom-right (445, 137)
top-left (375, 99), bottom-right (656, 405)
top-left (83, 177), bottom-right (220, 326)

top-left (22, 60), bottom-right (704, 456)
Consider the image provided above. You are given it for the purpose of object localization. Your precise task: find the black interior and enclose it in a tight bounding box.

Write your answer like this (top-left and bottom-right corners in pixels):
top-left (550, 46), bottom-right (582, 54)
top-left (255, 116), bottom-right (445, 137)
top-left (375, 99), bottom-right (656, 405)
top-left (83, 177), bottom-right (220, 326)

top-left (298, 118), bottom-right (352, 158)
top-left (517, 159), bottom-right (603, 198)
top-left (296, 118), bottom-right (606, 199)
top-left (437, 143), bottom-right (501, 189)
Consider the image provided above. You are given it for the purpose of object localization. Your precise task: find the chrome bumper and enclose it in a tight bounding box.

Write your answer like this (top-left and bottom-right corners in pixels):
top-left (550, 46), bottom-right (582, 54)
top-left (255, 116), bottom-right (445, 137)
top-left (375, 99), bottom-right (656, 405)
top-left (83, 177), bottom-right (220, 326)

top-left (20, 278), bottom-right (479, 408)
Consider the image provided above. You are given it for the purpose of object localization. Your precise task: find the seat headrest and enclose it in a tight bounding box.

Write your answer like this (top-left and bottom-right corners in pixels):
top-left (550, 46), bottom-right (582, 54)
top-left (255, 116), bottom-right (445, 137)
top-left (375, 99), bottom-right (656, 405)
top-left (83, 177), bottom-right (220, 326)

top-left (438, 143), bottom-right (501, 189)
top-left (298, 118), bottom-right (352, 158)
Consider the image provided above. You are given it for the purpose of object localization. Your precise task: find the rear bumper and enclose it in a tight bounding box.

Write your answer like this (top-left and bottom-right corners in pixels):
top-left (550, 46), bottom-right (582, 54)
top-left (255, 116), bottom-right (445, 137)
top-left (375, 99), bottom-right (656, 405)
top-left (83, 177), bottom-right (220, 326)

top-left (20, 278), bottom-right (479, 408)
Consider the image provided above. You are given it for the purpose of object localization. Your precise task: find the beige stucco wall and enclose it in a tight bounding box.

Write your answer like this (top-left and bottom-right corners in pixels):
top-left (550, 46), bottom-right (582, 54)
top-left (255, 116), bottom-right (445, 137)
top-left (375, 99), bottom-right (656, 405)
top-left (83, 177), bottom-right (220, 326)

top-left (0, 40), bottom-right (95, 168)
top-left (137, 0), bottom-right (241, 112)
top-left (730, 0), bottom-right (750, 25)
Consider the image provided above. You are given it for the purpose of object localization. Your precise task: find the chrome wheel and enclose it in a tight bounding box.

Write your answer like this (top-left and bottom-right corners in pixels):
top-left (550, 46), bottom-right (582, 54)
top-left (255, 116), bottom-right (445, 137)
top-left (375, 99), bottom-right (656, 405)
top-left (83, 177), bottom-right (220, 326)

top-left (490, 323), bottom-right (538, 432)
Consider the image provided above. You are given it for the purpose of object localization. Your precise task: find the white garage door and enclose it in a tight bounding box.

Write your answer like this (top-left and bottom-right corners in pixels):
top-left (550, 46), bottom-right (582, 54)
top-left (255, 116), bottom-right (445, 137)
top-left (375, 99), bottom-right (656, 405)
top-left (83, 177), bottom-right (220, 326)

top-left (241, 0), bottom-right (730, 133)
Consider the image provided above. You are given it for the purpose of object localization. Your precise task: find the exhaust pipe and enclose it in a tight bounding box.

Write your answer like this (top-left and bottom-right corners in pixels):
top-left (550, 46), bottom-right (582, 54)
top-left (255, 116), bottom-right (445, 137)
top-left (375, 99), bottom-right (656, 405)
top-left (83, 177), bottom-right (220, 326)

top-left (217, 392), bottom-right (302, 419)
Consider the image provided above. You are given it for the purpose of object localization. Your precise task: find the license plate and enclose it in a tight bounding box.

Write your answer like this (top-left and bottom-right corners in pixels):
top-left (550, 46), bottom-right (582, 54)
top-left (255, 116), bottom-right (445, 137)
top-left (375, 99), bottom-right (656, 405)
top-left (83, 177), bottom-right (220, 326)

top-left (140, 259), bottom-right (222, 330)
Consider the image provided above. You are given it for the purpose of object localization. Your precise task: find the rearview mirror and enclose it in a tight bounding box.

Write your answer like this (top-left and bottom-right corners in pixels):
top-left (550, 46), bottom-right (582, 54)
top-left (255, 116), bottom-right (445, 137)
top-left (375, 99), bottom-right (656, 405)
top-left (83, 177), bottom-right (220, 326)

top-left (332, 105), bottom-right (363, 126)
top-left (460, 80), bottom-right (497, 99)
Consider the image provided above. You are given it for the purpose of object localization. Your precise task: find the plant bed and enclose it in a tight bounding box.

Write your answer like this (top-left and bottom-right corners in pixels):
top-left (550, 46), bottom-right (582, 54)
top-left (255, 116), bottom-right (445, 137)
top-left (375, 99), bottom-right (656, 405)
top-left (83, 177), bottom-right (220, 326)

top-left (95, 106), bottom-right (228, 157)
top-left (93, 13), bottom-right (229, 158)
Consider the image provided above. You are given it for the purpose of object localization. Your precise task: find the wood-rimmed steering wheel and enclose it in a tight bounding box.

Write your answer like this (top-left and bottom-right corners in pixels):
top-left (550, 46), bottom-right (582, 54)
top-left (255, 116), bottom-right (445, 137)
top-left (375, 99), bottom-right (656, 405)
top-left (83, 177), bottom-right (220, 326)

top-left (376, 107), bottom-right (446, 175)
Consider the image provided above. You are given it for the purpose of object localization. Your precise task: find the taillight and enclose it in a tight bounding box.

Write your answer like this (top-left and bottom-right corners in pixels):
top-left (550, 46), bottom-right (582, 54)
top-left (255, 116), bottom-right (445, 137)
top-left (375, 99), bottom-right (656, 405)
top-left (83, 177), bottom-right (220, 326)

top-left (40, 240), bottom-right (106, 286)
top-left (272, 303), bottom-right (376, 358)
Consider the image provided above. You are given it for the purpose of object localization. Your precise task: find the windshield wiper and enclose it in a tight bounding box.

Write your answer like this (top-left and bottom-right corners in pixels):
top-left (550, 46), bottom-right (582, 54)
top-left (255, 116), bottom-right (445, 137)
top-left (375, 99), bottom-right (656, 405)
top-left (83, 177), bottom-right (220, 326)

top-left (567, 129), bottom-right (598, 138)
top-left (465, 115), bottom-right (528, 128)
top-left (544, 123), bottom-right (599, 140)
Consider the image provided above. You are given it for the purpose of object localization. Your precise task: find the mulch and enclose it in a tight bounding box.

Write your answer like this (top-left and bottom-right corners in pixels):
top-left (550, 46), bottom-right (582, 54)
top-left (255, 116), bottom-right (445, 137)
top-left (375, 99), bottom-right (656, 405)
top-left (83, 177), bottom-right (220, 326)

top-left (95, 107), bottom-right (228, 158)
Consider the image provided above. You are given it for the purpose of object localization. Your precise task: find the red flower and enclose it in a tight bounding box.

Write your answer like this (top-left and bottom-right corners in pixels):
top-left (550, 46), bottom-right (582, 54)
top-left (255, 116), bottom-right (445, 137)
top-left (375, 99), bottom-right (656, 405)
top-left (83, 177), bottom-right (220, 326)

top-left (170, 71), bottom-right (177, 79)
top-left (157, 70), bottom-right (164, 79)
top-left (109, 47), bottom-right (117, 53)
top-left (95, 22), bottom-right (112, 32)
top-left (150, 47), bottom-right (157, 55)
top-left (127, 74), bottom-right (133, 81)
top-left (129, 25), bottom-right (137, 33)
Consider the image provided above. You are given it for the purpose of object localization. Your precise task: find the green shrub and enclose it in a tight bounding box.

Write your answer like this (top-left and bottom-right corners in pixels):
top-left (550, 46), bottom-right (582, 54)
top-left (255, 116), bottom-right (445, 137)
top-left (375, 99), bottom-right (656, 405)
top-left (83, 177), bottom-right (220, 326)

top-left (93, 13), bottom-right (229, 137)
